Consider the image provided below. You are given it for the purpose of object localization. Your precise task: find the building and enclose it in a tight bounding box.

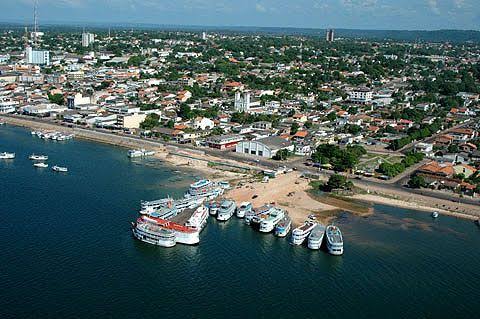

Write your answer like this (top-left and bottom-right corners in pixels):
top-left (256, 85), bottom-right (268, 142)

top-left (414, 142), bottom-right (434, 157)
top-left (348, 88), bottom-right (373, 104)
top-left (193, 117), bottom-right (215, 130)
top-left (117, 113), bottom-right (147, 129)
top-left (236, 136), bottom-right (294, 158)
top-left (234, 91), bottom-right (261, 112)
top-left (326, 29), bottom-right (335, 42)
top-left (67, 93), bottom-right (92, 109)
top-left (22, 103), bottom-right (68, 116)
top-left (25, 46), bottom-right (49, 65)
top-left (207, 134), bottom-right (244, 150)
top-left (202, 32), bottom-right (207, 40)
top-left (82, 32), bottom-right (95, 47)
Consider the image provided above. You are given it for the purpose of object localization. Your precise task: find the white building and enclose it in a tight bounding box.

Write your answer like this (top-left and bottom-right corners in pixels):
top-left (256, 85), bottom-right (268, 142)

top-left (26, 46), bottom-right (50, 65)
top-left (117, 113), bottom-right (147, 129)
top-left (234, 92), bottom-right (261, 112)
top-left (22, 104), bottom-right (68, 116)
top-left (193, 117), bottom-right (215, 130)
top-left (82, 32), bottom-right (95, 47)
top-left (236, 136), bottom-right (294, 158)
top-left (348, 88), bottom-right (373, 104)
top-left (0, 100), bottom-right (18, 113)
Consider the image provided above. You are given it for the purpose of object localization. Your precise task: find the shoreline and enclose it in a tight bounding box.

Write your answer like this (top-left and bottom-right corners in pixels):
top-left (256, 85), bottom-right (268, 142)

top-left (3, 115), bottom-right (479, 223)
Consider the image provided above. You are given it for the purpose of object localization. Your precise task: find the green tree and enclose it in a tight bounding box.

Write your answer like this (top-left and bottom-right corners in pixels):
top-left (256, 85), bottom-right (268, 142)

top-left (140, 113), bottom-right (160, 130)
top-left (290, 122), bottom-right (300, 135)
top-left (325, 174), bottom-right (353, 191)
top-left (48, 93), bottom-right (64, 105)
top-left (408, 175), bottom-right (426, 189)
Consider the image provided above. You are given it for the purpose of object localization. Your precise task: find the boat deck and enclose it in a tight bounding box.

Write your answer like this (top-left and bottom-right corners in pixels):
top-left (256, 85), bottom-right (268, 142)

top-left (171, 208), bottom-right (195, 225)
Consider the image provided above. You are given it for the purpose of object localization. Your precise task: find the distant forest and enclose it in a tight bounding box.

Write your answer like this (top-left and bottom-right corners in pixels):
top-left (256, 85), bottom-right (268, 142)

top-left (0, 21), bottom-right (479, 43)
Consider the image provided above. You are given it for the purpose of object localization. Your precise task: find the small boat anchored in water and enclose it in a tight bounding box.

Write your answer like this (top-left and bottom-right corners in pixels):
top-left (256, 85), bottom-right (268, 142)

top-left (0, 152), bottom-right (15, 159)
top-left (291, 220), bottom-right (317, 245)
top-left (431, 211), bottom-right (439, 218)
top-left (34, 162), bottom-right (49, 168)
top-left (29, 154), bottom-right (48, 161)
top-left (52, 165), bottom-right (68, 172)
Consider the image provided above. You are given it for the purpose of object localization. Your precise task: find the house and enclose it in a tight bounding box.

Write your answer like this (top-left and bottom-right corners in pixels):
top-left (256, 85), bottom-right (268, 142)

top-left (348, 88), bottom-right (373, 104)
top-left (193, 117), bottom-right (214, 130)
top-left (459, 142), bottom-right (477, 154)
top-left (235, 136), bottom-right (294, 158)
top-left (453, 164), bottom-right (477, 178)
top-left (414, 142), bottom-right (434, 157)
top-left (117, 113), bottom-right (147, 129)
top-left (417, 161), bottom-right (454, 178)
top-left (434, 134), bottom-right (454, 147)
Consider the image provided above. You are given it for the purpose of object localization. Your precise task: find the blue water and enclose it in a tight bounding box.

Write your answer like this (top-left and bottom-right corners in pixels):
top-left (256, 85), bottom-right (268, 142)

top-left (1, 125), bottom-right (480, 319)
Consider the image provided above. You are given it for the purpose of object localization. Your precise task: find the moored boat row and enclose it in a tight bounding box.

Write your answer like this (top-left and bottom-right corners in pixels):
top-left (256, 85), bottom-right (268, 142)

top-left (31, 130), bottom-right (74, 141)
top-left (127, 149), bottom-right (156, 158)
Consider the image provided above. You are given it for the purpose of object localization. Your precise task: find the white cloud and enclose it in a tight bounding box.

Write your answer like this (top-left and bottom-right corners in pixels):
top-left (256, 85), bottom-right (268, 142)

top-left (427, 0), bottom-right (440, 14)
top-left (255, 3), bottom-right (266, 12)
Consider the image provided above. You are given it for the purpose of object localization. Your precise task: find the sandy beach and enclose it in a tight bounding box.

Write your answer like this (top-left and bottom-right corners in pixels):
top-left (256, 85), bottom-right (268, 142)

top-left (227, 172), bottom-right (343, 225)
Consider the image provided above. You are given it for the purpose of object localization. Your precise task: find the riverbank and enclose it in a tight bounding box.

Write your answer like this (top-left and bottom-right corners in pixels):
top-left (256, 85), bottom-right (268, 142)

top-left (3, 114), bottom-right (479, 222)
top-left (0, 115), bottom-right (249, 181)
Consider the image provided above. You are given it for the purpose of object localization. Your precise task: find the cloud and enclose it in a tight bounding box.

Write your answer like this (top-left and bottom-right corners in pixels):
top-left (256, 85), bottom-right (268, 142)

top-left (255, 3), bottom-right (266, 12)
top-left (427, 0), bottom-right (440, 14)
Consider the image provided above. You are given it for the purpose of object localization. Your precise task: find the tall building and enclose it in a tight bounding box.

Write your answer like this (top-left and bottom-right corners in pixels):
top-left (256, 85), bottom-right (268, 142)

top-left (202, 32), bottom-right (207, 40)
top-left (326, 29), bottom-right (335, 42)
top-left (82, 32), bottom-right (95, 47)
top-left (234, 92), bottom-right (261, 112)
top-left (25, 46), bottom-right (49, 65)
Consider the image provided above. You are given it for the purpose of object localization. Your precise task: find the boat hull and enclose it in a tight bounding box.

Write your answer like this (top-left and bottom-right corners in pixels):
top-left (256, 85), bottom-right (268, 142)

top-left (132, 229), bottom-right (176, 248)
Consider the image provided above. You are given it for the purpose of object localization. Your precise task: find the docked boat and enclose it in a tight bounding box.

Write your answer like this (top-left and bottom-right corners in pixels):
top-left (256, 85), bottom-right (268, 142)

top-left (29, 154), bottom-right (48, 161)
top-left (0, 152), bottom-right (15, 159)
top-left (308, 224), bottom-right (327, 250)
top-left (185, 179), bottom-right (224, 199)
top-left (325, 225), bottom-right (344, 255)
top-left (147, 206), bottom-right (179, 220)
top-left (128, 149), bottom-right (144, 158)
top-left (128, 149), bottom-right (155, 158)
top-left (141, 215), bottom-right (200, 245)
top-left (291, 221), bottom-right (317, 245)
top-left (0, 121), bottom-right (5, 125)
top-left (33, 162), bottom-right (49, 168)
top-left (52, 165), bottom-right (68, 172)
top-left (185, 205), bottom-right (209, 231)
top-left (217, 199), bottom-right (236, 221)
top-left (431, 211), bottom-right (439, 218)
top-left (260, 207), bottom-right (285, 233)
top-left (244, 208), bottom-right (257, 225)
top-left (208, 201), bottom-right (219, 216)
top-left (251, 205), bottom-right (275, 230)
top-left (236, 202), bottom-right (252, 218)
top-left (132, 217), bottom-right (176, 248)
top-left (140, 197), bottom-right (204, 215)
top-left (274, 215), bottom-right (292, 237)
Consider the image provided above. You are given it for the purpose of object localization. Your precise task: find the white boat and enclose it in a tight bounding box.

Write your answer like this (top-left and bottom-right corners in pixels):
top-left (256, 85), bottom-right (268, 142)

top-left (33, 162), bottom-right (49, 168)
top-left (274, 215), bottom-right (292, 237)
top-left (308, 224), bottom-right (326, 250)
top-left (251, 205), bottom-right (275, 230)
top-left (147, 206), bottom-right (179, 220)
top-left (185, 205), bottom-right (209, 231)
top-left (259, 207), bottom-right (285, 233)
top-left (326, 225), bottom-right (344, 255)
top-left (217, 199), bottom-right (236, 221)
top-left (291, 221), bottom-right (317, 245)
top-left (140, 197), bottom-right (204, 215)
top-left (208, 201), bottom-right (219, 216)
top-left (0, 121), bottom-right (5, 125)
top-left (139, 215), bottom-right (200, 245)
top-left (185, 179), bottom-right (224, 199)
top-left (132, 217), bottom-right (176, 248)
top-left (52, 165), bottom-right (68, 172)
top-left (0, 152), bottom-right (15, 159)
top-left (29, 154), bottom-right (48, 161)
top-left (236, 202), bottom-right (252, 218)
top-left (431, 211), bottom-right (439, 218)
top-left (244, 208), bottom-right (257, 225)
top-left (128, 149), bottom-right (144, 158)
top-left (128, 149), bottom-right (155, 158)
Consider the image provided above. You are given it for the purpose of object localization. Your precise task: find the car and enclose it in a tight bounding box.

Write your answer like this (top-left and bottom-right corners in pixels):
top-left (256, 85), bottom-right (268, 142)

top-left (252, 194), bottom-right (258, 199)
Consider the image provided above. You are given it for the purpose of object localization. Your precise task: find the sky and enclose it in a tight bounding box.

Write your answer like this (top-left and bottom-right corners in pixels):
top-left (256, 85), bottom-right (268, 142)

top-left (1, 0), bottom-right (479, 30)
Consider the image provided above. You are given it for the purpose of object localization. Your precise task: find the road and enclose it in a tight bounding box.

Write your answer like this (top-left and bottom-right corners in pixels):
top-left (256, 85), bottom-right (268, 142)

top-left (2, 114), bottom-right (478, 207)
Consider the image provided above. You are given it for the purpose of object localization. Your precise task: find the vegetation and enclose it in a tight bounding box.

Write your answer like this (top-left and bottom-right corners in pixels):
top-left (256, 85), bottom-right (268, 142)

top-left (408, 175), bottom-right (427, 189)
top-left (48, 93), bottom-right (64, 105)
top-left (311, 144), bottom-right (366, 172)
top-left (377, 152), bottom-right (425, 177)
top-left (324, 174), bottom-right (353, 192)
top-left (140, 113), bottom-right (160, 130)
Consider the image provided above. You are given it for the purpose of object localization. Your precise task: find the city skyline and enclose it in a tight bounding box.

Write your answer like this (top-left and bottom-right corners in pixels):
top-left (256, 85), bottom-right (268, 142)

top-left (1, 0), bottom-right (479, 31)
